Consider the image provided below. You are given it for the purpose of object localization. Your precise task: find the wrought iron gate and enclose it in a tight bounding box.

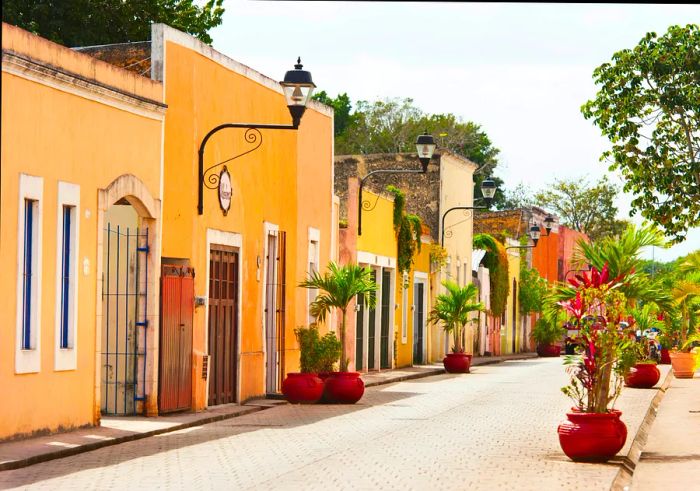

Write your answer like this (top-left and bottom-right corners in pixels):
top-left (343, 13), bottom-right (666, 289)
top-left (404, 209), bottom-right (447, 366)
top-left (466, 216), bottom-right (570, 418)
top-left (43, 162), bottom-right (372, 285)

top-left (101, 223), bottom-right (148, 415)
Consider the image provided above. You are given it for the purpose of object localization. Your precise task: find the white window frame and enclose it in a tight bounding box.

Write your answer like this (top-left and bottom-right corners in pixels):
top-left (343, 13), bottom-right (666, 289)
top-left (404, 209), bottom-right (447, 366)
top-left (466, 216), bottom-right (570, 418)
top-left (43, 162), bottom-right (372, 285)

top-left (16, 174), bottom-right (43, 374)
top-left (54, 182), bottom-right (80, 371)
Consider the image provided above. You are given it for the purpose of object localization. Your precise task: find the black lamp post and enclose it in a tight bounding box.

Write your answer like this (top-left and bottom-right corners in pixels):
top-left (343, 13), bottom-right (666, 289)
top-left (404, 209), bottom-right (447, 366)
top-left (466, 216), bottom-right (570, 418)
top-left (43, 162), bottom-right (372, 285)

top-left (197, 58), bottom-right (315, 215)
top-left (357, 132), bottom-right (436, 235)
top-left (439, 178), bottom-right (498, 246)
top-left (505, 224), bottom-right (542, 251)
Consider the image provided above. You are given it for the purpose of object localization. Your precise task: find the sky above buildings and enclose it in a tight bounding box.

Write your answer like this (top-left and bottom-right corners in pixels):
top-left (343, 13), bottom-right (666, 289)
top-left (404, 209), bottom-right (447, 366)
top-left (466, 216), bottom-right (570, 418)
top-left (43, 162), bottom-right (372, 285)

top-left (209, 2), bottom-right (700, 261)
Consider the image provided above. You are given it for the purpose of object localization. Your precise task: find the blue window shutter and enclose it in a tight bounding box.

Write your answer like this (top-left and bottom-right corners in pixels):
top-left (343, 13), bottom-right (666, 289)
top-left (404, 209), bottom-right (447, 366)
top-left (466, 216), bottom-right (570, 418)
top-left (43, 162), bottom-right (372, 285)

top-left (22, 199), bottom-right (34, 350)
top-left (60, 206), bottom-right (72, 349)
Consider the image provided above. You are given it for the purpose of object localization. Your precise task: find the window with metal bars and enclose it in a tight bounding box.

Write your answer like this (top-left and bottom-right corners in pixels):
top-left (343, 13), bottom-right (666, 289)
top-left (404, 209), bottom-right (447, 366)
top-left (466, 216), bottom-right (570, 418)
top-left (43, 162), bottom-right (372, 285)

top-left (59, 205), bottom-right (75, 349)
top-left (22, 198), bottom-right (36, 350)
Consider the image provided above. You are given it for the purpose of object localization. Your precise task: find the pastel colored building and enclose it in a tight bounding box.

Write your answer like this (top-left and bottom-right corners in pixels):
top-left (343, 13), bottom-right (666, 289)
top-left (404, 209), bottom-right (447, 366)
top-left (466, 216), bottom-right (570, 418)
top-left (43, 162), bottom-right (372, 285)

top-left (335, 150), bottom-right (478, 361)
top-left (1, 23), bottom-right (165, 438)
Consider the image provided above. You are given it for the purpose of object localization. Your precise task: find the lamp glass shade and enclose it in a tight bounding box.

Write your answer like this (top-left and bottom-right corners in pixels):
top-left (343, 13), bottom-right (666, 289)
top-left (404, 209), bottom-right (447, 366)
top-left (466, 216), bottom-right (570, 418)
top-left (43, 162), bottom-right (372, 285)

top-left (281, 58), bottom-right (316, 107)
top-left (480, 179), bottom-right (497, 200)
top-left (529, 225), bottom-right (541, 242)
top-left (415, 133), bottom-right (436, 160)
top-left (544, 214), bottom-right (554, 232)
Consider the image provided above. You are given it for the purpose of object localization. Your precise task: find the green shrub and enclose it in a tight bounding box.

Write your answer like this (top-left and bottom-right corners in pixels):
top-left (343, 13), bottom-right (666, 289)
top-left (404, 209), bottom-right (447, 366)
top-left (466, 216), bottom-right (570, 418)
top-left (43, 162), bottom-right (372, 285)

top-left (533, 317), bottom-right (565, 345)
top-left (317, 331), bottom-right (342, 372)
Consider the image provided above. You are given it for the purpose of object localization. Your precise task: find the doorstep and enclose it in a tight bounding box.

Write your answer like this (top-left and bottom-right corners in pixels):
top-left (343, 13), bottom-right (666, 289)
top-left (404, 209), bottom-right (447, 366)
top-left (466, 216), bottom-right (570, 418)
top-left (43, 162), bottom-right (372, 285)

top-left (0, 403), bottom-right (262, 472)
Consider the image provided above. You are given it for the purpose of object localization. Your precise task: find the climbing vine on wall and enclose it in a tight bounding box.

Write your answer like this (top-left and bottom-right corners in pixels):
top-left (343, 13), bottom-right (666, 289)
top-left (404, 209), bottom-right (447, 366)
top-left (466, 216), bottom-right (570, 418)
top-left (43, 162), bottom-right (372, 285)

top-left (473, 233), bottom-right (509, 317)
top-left (387, 185), bottom-right (422, 275)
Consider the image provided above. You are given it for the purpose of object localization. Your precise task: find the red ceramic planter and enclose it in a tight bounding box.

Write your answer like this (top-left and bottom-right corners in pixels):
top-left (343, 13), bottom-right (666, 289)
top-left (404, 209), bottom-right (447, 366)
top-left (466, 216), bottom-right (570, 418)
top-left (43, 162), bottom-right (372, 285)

top-left (323, 372), bottom-right (365, 404)
top-left (281, 373), bottom-right (324, 404)
top-left (659, 348), bottom-right (671, 365)
top-left (624, 363), bottom-right (661, 388)
top-left (443, 353), bottom-right (472, 373)
top-left (558, 410), bottom-right (627, 462)
top-left (537, 344), bottom-right (561, 357)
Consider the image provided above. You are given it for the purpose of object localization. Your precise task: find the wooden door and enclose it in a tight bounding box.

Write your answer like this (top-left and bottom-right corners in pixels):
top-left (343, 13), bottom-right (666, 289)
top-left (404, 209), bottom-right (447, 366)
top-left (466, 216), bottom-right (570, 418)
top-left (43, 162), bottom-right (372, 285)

top-left (159, 265), bottom-right (194, 413)
top-left (367, 270), bottom-right (377, 370)
top-left (208, 247), bottom-right (239, 406)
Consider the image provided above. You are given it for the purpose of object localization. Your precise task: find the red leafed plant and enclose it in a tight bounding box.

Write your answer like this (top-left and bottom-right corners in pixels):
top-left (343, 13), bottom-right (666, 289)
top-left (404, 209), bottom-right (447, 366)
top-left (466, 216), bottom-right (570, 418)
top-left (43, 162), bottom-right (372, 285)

top-left (558, 264), bottom-right (636, 413)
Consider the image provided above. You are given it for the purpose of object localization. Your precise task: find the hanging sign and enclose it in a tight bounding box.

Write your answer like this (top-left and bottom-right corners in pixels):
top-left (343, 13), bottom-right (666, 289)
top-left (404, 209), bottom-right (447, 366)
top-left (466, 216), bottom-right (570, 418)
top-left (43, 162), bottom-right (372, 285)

top-left (218, 166), bottom-right (232, 216)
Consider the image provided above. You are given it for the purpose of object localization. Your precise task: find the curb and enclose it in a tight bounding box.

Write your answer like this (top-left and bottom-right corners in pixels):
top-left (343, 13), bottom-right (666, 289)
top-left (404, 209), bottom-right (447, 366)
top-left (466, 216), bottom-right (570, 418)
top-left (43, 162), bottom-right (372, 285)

top-left (609, 368), bottom-right (674, 491)
top-left (0, 406), bottom-right (263, 472)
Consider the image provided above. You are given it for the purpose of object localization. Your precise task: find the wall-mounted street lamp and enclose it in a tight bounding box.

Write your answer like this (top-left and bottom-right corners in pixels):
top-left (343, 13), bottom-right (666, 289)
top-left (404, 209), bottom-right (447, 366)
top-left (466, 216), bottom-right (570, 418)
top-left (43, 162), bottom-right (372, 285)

top-left (439, 178), bottom-right (498, 246)
top-left (197, 58), bottom-right (315, 215)
top-left (564, 264), bottom-right (593, 279)
top-left (357, 132), bottom-right (436, 235)
top-left (505, 224), bottom-right (542, 251)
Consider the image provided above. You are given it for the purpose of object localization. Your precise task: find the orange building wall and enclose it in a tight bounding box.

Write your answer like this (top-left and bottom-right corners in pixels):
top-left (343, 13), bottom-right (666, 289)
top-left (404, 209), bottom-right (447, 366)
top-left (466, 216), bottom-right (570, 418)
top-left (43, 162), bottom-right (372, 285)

top-left (532, 231), bottom-right (559, 284)
top-left (0, 23), bottom-right (163, 438)
top-left (158, 34), bottom-right (332, 407)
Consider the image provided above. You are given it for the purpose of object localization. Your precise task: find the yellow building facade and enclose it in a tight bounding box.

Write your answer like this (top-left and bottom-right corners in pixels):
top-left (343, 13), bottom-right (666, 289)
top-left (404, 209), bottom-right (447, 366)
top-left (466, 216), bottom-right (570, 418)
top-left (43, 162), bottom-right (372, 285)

top-left (0, 23), bottom-right (165, 438)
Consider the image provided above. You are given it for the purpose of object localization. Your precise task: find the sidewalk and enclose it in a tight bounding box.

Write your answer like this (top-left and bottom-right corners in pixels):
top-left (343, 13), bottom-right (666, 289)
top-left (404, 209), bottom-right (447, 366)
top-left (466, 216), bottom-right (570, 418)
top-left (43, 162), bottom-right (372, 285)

top-left (0, 351), bottom-right (536, 472)
top-left (627, 372), bottom-right (699, 490)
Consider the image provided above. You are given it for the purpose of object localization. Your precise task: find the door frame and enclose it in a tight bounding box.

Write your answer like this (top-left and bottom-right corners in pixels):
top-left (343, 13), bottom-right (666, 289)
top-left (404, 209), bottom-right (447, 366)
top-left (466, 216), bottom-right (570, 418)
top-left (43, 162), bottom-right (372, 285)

top-left (205, 228), bottom-right (242, 407)
top-left (413, 272), bottom-right (428, 365)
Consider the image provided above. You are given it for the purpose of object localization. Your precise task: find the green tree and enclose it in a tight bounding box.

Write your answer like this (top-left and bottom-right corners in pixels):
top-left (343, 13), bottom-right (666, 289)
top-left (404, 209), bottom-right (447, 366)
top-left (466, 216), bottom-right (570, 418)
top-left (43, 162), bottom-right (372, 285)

top-left (299, 262), bottom-right (377, 371)
top-left (582, 24), bottom-right (700, 243)
top-left (428, 281), bottom-right (484, 354)
top-left (311, 91), bottom-right (354, 137)
top-left (1, 0), bottom-right (225, 46)
top-left (534, 176), bottom-right (629, 241)
top-left (498, 182), bottom-right (535, 210)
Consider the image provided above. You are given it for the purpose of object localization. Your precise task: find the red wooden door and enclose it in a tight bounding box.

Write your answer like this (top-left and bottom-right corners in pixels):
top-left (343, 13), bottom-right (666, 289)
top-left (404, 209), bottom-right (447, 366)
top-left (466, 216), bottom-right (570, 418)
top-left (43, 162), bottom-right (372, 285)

top-left (208, 247), bottom-right (239, 406)
top-left (159, 265), bottom-right (194, 413)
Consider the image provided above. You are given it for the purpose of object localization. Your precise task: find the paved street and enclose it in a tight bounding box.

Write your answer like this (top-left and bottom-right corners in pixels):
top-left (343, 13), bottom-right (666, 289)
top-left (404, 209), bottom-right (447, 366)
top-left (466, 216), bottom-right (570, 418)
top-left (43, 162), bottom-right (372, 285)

top-left (0, 358), bottom-right (663, 491)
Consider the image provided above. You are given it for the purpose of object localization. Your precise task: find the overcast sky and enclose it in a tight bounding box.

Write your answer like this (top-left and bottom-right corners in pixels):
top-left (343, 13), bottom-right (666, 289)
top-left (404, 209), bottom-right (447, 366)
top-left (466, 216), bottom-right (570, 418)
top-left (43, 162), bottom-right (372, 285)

top-left (209, 2), bottom-right (699, 262)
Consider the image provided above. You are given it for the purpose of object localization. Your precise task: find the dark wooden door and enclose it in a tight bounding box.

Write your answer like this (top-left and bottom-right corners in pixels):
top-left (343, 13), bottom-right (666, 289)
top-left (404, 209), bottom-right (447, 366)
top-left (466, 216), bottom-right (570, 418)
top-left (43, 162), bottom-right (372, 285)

top-left (413, 282), bottom-right (424, 365)
top-left (208, 247), bottom-right (239, 406)
top-left (367, 270), bottom-right (377, 370)
top-left (380, 269), bottom-right (391, 369)
top-left (159, 265), bottom-right (194, 413)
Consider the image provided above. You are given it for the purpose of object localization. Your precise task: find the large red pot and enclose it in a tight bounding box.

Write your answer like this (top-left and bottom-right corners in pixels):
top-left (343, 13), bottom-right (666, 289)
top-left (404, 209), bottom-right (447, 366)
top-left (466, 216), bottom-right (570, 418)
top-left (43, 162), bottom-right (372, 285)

top-left (659, 348), bottom-right (671, 365)
top-left (324, 372), bottom-right (365, 404)
top-left (624, 363), bottom-right (661, 388)
top-left (281, 373), bottom-right (324, 404)
top-left (558, 410), bottom-right (627, 462)
top-left (537, 344), bottom-right (561, 357)
top-left (443, 353), bottom-right (472, 373)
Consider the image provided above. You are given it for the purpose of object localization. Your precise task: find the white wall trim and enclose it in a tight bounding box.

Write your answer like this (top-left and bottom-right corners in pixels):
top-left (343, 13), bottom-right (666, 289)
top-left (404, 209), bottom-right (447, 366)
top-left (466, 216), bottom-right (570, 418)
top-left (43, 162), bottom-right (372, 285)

top-left (205, 228), bottom-right (243, 406)
top-left (357, 251), bottom-right (395, 269)
top-left (262, 222), bottom-right (279, 393)
top-left (16, 173), bottom-right (43, 374)
top-left (54, 181), bottom-right (80, 371)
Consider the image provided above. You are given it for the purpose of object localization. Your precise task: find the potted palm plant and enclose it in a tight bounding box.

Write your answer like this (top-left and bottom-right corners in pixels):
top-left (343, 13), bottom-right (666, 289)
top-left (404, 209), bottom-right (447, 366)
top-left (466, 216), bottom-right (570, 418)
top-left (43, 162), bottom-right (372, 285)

top-left (667, 272), bottom-right (700, 378)
top-left (282, 325), bottom-right (325, 404)
top-left (428, 281), bottom-right (484, 373)
top-left (299, 262), bottom-right (377, 404)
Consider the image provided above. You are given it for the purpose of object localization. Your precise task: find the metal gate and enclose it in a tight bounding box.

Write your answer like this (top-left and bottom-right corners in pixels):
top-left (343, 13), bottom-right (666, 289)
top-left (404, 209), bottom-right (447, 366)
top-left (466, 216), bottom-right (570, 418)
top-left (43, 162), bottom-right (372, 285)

top-left (208, 246), bottom-right (239, 406)
top-left (159, 265), bottom-right (194, 413)
top-left (101, 223), bottom-right (148, 415)
top-left (380, 269), bottom-right (391, 369)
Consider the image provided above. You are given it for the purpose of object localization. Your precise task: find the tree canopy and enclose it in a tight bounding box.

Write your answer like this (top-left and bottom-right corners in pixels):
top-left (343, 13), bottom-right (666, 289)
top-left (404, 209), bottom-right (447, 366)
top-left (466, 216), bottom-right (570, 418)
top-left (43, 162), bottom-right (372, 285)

top-left (582, 24), bottom-right (700, 244)
top-left (1, 0), bottom-right (225, 46)
top-left (313, 93), bottom-right (505, 207)
top-left (534, 176), bottom-right (629, 241)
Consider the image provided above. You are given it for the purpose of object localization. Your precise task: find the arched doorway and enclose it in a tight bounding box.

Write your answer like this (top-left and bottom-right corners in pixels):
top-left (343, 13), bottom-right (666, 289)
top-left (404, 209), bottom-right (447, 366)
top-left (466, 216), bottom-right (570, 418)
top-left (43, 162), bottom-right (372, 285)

top-left (96, 175), bottom-right (161, 418)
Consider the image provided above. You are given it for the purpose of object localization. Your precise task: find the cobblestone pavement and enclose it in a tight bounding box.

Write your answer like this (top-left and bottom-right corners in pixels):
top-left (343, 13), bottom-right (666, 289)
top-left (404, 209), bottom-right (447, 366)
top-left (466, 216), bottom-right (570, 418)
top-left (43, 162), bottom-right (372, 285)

top-left (0, 358), bottom-right (664, 491)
